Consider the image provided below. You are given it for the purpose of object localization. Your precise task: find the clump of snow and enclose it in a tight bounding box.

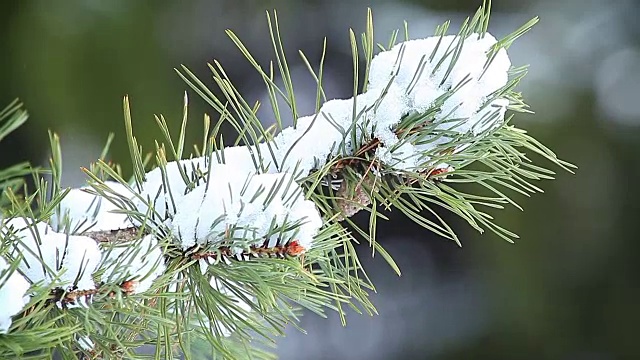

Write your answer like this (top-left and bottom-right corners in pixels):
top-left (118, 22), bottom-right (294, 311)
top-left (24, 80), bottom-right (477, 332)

top-left (367, 84), bottom-right (411, 147)
top-left (267, 32), bottom-right (510, 174)
top-left (375, 142), bottom-right (422, 171)
top-left (171, 165), bottom-right (321, 252)
top-left (52, 181), bottom-right (134, 233)
top-left (273, 98), bottom-right (354, 176)
top-left (134, 145), bottom-right (277, 223)
top-left (133, 157), bottom-right (208, 222)
top-left (100, 234), bottom-right (165, 294)
top-left (365, 33), bottom-right (511, 162)
top-left (1, 217), bottom-right (101, 291)
top-left (0, 257), bottom-right (30, 334)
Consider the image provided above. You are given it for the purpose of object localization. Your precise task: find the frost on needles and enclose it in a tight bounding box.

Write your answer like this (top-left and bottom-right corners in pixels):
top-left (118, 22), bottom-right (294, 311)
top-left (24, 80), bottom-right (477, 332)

top-left (0, 5), bottom-right (571, 359)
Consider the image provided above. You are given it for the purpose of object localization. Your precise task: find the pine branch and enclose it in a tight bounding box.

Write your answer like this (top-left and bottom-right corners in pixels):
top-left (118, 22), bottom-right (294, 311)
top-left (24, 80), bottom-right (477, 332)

top-left (0, 2), bottom-right (575, 359)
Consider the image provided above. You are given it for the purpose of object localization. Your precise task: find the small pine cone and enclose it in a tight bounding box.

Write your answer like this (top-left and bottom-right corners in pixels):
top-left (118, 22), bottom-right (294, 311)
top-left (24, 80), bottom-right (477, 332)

top-left (335, 176), bottom-right (377, 221)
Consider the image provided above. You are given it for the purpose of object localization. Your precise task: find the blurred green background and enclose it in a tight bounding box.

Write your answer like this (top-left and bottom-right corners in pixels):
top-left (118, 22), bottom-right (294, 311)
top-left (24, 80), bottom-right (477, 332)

top-left (2, 0), bottom-right (639, 359)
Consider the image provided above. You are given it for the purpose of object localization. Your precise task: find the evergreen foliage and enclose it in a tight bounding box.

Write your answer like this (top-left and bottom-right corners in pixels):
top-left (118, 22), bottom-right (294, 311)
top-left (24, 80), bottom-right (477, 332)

top-left (0, 2), bottom-right (573, 359)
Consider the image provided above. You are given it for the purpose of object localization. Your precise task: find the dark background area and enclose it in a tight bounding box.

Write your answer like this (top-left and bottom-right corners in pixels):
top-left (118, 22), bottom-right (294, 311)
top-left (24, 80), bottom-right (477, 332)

top-left (2, 0), bottom-right (639, 359)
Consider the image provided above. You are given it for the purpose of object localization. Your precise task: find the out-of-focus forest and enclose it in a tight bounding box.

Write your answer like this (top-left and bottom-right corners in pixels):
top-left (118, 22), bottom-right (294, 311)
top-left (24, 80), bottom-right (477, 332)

top-left (1, 1), bottom-right (638, 359)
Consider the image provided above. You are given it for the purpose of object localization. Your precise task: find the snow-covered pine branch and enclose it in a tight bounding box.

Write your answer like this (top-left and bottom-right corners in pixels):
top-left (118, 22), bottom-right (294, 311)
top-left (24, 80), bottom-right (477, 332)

top-left (0, 5), bottom-right (572, 359)
top-left (0, 29), bottom-right (509, 331)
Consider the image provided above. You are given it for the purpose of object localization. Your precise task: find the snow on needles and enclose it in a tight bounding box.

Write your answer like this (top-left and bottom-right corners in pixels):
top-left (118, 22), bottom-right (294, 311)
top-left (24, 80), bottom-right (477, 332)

top-left (100, 234), bottom-right (165, 294)
top-left (51, 181), bottom-right (165, 294)
top-left (1, 217), bottom-right (101, 292)
top-left (199, 32), bottom-right (510, 176)
top-left (171, 164), bottom-right (322, 252)
top-left (134, 144), bottom-right (275, 222)
top-left (0, 185), bottom-right (164, 324)
top-left (0, 257), bottom-right (30, 334)
top-left (273, 32), bottom-right (511, 173)
top-left (134, 32), bottom-right (511, 249)
top-left (52, 181), bottom-right (134, 232)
